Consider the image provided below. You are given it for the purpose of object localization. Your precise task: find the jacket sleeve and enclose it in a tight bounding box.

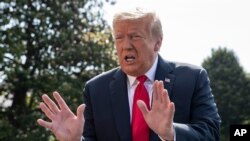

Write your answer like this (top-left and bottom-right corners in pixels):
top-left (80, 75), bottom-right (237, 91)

top-left (82, 83), bottom-right (97, 141)
top-left (174, 69), bottom-right (221, 141)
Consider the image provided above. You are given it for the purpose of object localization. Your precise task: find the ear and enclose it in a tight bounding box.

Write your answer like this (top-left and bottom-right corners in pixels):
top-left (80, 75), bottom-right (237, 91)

top-left (154, 37), bottom-right (162, 51)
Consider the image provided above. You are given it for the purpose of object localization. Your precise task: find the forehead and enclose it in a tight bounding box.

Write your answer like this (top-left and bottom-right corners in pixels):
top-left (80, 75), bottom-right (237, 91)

top-left (113, 19), bottom-right (150, 34)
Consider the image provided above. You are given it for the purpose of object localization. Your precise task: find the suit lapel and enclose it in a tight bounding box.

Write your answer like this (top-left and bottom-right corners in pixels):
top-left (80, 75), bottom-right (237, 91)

top-left (148, 56), bottom-right (176, 141)
top-left (155, 56), bottom-right (176, 99)
top-left (109, 69), bottom-right (131, 141)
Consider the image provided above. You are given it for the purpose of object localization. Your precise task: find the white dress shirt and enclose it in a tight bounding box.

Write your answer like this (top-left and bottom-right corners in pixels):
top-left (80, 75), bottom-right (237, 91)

top-left (126, 56), bottom-right (175, 141)
top-left (126, 56), bottom-right (158, 121)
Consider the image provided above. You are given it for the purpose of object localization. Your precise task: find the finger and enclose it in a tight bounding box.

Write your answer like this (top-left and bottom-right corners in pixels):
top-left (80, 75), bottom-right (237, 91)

top-left (155, 81), bottom-right (160, 101)
top-left (162, 89), bottom-right (170, 104)
top-left (137, 100), bottom-right (149, 117)
top-left (37, 119), bottom-right (53, 130)
top-left (152, 80), bottom-right (159, 102)
top-left (53, 91), bottom-right (71, 111)
top-left (40, 102), bottom-right (55, 120)
top-left (77, 104), bottom-right (86, 121)
top-left (158, 81), bottom-right (164, 103)
top-left (42, 94), bottom-right (60, 114)
top-left (169, 102), bottom-right (175, 120)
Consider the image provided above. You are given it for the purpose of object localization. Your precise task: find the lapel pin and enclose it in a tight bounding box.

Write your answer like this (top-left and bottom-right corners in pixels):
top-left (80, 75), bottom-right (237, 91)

top-left (165, 78), bottom-right (171, 83)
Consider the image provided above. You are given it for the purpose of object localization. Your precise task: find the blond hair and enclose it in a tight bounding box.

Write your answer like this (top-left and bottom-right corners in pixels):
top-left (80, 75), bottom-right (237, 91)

top-left (112, 7), bottom-right (163, 39)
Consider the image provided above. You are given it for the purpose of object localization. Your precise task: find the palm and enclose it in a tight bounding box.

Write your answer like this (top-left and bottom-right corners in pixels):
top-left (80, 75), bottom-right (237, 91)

top-left (37, 92), bottom-right (85, 141)
top-left (146, 97), bottom-right (173, 133)
top-left (51, 108), bottom-right (83, 141)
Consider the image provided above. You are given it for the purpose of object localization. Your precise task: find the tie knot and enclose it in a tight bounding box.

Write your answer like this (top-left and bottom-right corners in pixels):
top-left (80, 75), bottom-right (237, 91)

top-left (137, 75), bottom-right (147, 83)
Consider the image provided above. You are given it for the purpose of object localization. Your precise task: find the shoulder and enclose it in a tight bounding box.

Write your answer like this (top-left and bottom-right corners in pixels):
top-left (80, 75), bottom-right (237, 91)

top-left (85, 67), bottom-right (120, 86)
top-left (168, 61), bottom-right (209, 82)
top-left (160, 57), bottom-right (208, 78)
top-left (158, 55), bottom-right (205, 74)
top-left (170, 61), bottom-right (204, 72)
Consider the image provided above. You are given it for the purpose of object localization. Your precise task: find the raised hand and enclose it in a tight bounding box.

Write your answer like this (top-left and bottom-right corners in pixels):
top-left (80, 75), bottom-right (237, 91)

top-left (37, 91), bottom-right (85, 141)
top-left (137, 80), bottom-right (175, 140)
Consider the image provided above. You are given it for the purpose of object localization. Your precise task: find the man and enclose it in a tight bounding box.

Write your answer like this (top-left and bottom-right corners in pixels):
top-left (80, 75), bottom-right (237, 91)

top-left (37, 8), bottom-right (221, 141)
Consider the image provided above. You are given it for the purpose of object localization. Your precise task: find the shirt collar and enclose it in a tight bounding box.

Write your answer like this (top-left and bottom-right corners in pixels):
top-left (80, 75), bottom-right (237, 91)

top-left (127, 56), bottom-right (158, 86)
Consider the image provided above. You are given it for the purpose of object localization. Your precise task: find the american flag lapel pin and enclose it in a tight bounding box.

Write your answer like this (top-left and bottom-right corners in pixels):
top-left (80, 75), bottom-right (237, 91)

top-left (165, 78), bottom-right (171, 83)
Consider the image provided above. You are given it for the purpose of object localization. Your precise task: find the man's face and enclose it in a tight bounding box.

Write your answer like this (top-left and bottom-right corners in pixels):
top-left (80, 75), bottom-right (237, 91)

top-left (113, 19), bottom-right (161, 76)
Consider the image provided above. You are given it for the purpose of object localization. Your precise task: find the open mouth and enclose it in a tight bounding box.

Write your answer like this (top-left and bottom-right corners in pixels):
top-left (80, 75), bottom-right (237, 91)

top-left (125, 55), bottom-right (135, 63)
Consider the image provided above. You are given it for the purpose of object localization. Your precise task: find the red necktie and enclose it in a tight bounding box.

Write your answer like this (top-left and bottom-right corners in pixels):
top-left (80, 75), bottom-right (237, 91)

top-left (132, 75), bottom-right (150, 141)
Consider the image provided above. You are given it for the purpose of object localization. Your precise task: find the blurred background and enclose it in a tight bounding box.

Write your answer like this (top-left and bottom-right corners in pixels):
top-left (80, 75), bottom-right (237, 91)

top-left (0, 0), bottom-right (249, 141)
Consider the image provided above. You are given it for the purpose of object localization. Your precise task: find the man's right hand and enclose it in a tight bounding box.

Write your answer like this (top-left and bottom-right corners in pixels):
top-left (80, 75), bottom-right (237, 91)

top-left (37, 91), bottom-right (85, 141)
top-left (137, 80), bottom-right (175, 141)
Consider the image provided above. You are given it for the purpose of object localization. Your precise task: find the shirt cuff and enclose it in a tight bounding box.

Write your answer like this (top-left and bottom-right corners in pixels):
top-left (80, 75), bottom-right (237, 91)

top-left (158, 128), bottom-right (176, 141)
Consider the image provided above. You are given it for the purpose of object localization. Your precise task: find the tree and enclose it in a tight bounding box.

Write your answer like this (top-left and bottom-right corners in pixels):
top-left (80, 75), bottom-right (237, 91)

top-left (0, 0), bottom-right (117, 140)
top-left (202, 47), bottom-right (250, 141)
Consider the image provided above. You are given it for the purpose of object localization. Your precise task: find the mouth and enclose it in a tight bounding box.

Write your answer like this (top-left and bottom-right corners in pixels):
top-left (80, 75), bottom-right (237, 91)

top-left (124, 55), bottom-right (136, 63)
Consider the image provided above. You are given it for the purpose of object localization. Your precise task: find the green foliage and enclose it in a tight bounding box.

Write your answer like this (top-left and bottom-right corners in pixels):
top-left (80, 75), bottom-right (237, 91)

top-left (202, 47), bottom-right (250, 141)
top-left (0, 0), bottom-right (117, 140)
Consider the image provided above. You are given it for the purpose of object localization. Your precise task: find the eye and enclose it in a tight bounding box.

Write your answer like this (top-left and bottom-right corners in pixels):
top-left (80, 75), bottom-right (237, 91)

top-left (115, 35), bottom-right (123, 40)
top-left (131, 35), bottom-right (142, 40)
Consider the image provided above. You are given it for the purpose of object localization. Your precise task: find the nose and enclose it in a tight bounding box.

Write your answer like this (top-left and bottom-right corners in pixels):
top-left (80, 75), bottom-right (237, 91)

top-left (122, 37), bottom-right (133, 50)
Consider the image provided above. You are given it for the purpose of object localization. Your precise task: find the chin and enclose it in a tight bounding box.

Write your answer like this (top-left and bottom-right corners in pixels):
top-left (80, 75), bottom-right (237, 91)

top-left (125, 70), bottom-right (142, 77)
top-left (121, 68), bottom-right (136, 76)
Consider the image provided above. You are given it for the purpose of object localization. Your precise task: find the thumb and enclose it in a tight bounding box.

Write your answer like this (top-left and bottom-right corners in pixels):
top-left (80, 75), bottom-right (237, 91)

top-left (169, 102), bottom-right (175, 120)
top-left (137, 100), bottom-right (149, 116)
top-left (77, 104), bottom-right (86, 120)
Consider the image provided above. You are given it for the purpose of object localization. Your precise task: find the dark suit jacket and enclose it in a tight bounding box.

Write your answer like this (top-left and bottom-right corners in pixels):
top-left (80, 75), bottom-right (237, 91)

top-left (83, 55), bottom-right (221, 141)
